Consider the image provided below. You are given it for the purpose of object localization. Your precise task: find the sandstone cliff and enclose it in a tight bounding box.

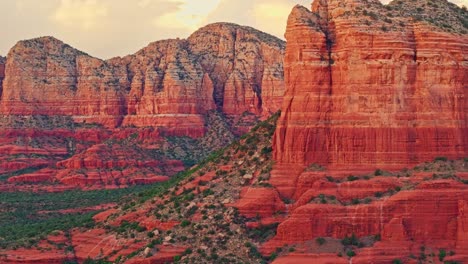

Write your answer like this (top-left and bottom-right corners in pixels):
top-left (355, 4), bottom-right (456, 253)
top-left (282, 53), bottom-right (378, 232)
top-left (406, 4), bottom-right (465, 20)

top-left (273, 0), bottom-right (468, 170)
top-left (0, 23), bottom-right (285, 133)
top-left (265, 0), bottom-right (468, 262)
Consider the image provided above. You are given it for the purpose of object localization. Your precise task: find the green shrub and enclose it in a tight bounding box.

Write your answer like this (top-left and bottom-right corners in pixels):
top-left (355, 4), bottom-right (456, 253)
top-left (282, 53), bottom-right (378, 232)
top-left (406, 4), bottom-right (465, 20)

top-left (347, 175), bottom-right (359, 181)
top-left (435, 156), bottom-right (448, 162)
top-left (316, 237), bottom-right (326, 245)
top-left (180, 220), bottom-right (191, 227)
top-left (342, 233), bottom-right (359, 246)
top-left (439, 249), bottom-right (447, 261)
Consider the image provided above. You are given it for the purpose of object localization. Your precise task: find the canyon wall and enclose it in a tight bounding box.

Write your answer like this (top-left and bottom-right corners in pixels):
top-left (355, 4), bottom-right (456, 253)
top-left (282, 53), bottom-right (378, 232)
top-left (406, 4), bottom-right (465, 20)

top-left (0, 23), bottom-right (285, 134)
top-left (273, 0), bottom-right (468, 170)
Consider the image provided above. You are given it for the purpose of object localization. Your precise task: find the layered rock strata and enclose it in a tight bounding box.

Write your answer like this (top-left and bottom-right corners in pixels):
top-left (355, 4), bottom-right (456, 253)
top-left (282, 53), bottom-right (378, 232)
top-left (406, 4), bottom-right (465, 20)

top-left (0, 23), bottom-right (285, 134)
top-left (273, 0), bottom-right (468, 170)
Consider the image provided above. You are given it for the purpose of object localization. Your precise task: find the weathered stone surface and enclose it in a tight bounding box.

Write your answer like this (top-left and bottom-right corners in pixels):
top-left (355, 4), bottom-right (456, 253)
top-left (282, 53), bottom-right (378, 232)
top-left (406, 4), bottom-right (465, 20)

top-left (188, 23), bottom-right (285, 117)
top-left (273, 0), bottom-right (468, 170)
top-left (266, 1), bottom-right (468, 263)
top-left (233, 187), bottom-right (286, 218)
top-left (272, 253), bottom-right (347, 264)
top-left (268, 181), bottom-right (468, 243)
top-left (0, 23), bottom-right (285, 134)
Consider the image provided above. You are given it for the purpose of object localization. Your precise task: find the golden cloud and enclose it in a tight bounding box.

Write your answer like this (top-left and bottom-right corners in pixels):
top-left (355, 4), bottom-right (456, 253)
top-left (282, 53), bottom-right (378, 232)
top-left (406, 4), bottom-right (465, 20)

top-left (51, 0), bottom-right (108, 31)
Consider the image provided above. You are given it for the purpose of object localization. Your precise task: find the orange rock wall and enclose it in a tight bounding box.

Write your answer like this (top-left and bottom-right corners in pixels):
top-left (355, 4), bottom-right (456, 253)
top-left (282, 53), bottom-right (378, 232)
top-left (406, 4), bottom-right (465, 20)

top-left (273, 3), bottom-right (468, 169)
top-left (0, 23), bottom-right (285, 134)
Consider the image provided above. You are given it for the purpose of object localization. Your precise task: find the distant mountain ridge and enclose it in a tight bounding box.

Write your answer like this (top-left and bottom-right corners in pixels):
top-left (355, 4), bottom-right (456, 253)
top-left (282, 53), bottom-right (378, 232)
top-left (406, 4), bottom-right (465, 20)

top-left (0, 23), bottom-right (285, 134)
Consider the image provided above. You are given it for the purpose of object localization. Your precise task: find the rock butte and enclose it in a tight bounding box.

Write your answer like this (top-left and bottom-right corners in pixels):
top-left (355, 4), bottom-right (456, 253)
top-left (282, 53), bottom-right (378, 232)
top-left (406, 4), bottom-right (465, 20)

top-left (273, 0), bottom-right (467, 171)
top-left (266, 0), bottom-right (468, 263)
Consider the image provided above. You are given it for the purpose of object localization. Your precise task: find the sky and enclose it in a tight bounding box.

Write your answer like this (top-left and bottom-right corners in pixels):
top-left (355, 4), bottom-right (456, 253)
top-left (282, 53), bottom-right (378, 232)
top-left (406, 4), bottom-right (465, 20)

top-left (0, 0), bottom-right (466, 59)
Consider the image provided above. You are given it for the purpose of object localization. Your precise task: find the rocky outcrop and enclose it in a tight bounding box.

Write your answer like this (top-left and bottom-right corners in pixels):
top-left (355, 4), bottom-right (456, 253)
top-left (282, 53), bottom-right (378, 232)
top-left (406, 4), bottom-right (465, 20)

top-left (0, 38), bottom-right (127, 128)
top-left (0, 23), bottom-right (285, 134)
top-left (53, 143), bottom-right (183, 188)
top-left (273, 0), bottom-right (468, 170)
top-left (187, 23), bottom-right (285, 116)
top-left (267, 180), bottom-right (468, 244)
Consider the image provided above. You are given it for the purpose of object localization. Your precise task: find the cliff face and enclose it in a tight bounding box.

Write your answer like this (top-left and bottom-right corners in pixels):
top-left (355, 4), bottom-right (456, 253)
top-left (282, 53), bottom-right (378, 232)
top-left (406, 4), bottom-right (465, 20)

top-left (263, 0), bottom-right (468, 262)
top-left (0, 23), bottom-right (285, 133)
top-left (273, 0), bottom-right (468, 170)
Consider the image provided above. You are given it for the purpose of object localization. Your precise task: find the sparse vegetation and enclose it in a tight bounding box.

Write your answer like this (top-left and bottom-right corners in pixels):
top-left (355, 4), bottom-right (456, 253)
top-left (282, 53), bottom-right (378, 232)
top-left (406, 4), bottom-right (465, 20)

top-left (0, 186), bottom-right (154, 248)
top-left (316, 237), bottom-right (326, 245)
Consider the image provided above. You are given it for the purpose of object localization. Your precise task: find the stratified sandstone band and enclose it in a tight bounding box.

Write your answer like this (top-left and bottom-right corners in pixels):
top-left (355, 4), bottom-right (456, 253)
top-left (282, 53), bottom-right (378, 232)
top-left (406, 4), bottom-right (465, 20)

top-left (274, 1), bottom-right (467, 169)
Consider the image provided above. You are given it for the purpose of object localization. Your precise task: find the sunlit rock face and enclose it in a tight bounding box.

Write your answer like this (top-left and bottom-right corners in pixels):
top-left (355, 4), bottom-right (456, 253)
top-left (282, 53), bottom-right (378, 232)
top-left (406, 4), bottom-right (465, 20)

top-left (0, 23), bottom-right (285, 135)
top-left (273, 0), bottom-right (468, 170)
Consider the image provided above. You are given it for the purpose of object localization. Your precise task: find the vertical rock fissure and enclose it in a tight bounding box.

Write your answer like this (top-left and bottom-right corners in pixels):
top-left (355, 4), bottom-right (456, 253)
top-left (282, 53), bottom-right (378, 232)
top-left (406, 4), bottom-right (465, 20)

top-left (315, 0), bottom-right (335, 164)
top-left (407, 26), bottom-right (419, 162)
top-left (314, 0), bottom-right (334, 94)
top-left (325, 33), bottom-right (334, 94)
top-left (0, 56), bottom-right (6, 101)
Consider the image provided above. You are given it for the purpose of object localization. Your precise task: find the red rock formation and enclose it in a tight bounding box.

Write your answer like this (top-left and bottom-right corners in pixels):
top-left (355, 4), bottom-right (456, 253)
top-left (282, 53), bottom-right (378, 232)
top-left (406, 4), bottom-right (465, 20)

top-left (125, 246), bottom-right (187, 264)
top-left (233, 187), bottom-right (286, 218)
top-left (0, 23), bottom-right (285, 134)
top-left (262, 179), bottom-right (468, 262)
top-left (273, 0), bottom-right (468, 170)
top-left (269, 180), bottom-right (467, 242)
top-left (266, 1), bottom-right (468, 263)
top-left (0, 126), bottom-right (183, 189)
top-left (52, 142), bottom-right (183, 188)
top-left (187, 23), bottom-right (285, 116)
top-left (0, 23), bottom-right (285, 189)
top-left (273, 253), bottom-right (347, 264)
top-left (71, 228), bottom-right (147, 262)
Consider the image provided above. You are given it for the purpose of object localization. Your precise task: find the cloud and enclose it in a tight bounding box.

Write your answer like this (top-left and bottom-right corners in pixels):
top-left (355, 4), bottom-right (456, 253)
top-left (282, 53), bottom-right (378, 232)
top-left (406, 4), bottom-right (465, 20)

top-left (51, 0), bottom-right (109, 31)
top-left (203, 0), bottom-right (311, 39)
top-left (153, 0), bottom-right (221, 31)
top-left (253, 1), bottom-right (308, 38)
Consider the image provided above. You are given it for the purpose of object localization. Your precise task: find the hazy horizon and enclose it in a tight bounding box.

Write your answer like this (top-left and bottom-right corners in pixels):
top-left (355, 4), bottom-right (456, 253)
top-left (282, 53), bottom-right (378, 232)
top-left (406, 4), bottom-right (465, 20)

top-left (1, 0), bottom-right (466, 59)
